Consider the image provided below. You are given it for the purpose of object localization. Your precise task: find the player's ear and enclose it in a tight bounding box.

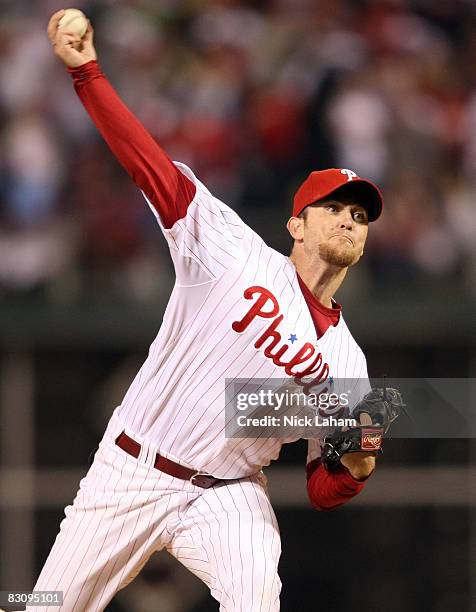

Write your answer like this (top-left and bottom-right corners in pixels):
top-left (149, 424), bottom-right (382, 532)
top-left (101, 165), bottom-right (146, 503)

top-left (287, 216), bottom-right (304, 242)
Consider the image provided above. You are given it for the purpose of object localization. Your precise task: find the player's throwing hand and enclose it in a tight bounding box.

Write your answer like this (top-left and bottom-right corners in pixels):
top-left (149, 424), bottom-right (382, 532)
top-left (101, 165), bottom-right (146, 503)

top-left (47, 10), bottom-right (97, 68)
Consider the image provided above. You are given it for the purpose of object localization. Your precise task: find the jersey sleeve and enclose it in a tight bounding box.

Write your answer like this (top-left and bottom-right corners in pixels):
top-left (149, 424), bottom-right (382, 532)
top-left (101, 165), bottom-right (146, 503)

top-left (306, 438), bottom-right (322, 465)
top-left (69, 61), bottom-right (258, 285)
top-left (142, 162), bottom-right (258, 284)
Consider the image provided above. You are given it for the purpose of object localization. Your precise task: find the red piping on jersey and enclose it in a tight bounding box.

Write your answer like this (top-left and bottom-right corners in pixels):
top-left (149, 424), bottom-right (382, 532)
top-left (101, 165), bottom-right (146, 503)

top-left (68, 60), bottom-right (196, 229)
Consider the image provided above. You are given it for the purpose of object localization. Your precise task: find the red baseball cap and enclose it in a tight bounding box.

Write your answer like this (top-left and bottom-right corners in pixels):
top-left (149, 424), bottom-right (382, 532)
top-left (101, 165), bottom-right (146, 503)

top-left (293, 168), bottom-right (383, 222)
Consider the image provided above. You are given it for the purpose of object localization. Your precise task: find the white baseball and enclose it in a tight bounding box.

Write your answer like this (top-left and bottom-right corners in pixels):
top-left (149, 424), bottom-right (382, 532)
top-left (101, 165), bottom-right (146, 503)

top-left (58, 8), bottom-right (88, 38)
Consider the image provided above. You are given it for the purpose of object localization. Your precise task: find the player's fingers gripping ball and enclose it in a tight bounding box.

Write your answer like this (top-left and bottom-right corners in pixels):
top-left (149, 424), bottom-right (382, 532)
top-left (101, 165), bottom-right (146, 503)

top-left (58, 8), bottom-right (88, 38)
top-left (322, 387), bottom-right (404, 472)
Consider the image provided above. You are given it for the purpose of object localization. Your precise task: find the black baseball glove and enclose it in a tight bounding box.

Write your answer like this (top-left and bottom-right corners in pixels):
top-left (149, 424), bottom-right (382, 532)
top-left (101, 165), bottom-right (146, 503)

top-left (321, 387), bottom-right (404, 472)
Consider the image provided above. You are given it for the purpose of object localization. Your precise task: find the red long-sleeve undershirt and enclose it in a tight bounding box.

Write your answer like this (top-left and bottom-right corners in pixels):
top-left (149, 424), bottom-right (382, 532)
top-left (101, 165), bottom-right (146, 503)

top-left (69, 60), bottom-right (371, 510)
top-left (306, 458), bottom-right (370, 511)
top-left (68, 60), bottom-right (195, 229)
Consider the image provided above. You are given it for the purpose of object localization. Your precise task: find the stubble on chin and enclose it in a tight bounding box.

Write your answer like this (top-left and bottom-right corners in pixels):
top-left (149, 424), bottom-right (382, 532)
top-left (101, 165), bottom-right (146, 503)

top-left (318, 243), bottom-right (359, 267)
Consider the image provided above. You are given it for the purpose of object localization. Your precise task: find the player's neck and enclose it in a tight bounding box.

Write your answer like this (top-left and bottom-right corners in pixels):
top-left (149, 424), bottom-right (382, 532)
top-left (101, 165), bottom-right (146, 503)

top-left (290, 254), bottom-right (348, 308)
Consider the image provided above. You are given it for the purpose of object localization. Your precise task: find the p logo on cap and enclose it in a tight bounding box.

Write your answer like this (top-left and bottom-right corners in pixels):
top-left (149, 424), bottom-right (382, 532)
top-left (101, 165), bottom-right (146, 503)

top-left (293, 168), bottom-right (383, 221)
top-left (341, 168), bottom-right (357, 182)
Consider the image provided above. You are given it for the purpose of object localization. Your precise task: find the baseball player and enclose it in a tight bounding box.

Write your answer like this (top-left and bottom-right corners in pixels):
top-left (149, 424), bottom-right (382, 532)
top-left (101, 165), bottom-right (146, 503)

top-left (33, 11), bottom-right (389, 611)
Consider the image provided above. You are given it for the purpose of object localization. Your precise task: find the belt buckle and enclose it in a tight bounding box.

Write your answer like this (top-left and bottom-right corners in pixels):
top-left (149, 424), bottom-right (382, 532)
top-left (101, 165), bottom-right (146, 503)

top-left (190, 471), bottom-right (216, 489)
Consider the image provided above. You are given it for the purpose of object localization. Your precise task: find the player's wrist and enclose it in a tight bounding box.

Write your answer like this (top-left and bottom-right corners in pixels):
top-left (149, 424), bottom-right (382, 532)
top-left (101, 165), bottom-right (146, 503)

top-left (66, 58), bottom-right (97, 70)
top-left (67, 59), bottom-right (102, 85)
top-left (67, 59), bottom-right (99, 72)
top-left (341, 457), bottom-right (376, 481)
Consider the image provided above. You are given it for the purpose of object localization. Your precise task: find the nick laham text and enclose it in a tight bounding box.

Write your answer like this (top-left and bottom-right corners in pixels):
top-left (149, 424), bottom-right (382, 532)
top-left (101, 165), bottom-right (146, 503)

top-left (236, 415), bottom-right (357, 427)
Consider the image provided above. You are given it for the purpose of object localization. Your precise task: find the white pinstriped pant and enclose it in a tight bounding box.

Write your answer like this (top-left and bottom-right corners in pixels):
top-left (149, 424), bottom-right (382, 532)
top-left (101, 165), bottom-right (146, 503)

top-left (29, 416), bottom-right (281, 612)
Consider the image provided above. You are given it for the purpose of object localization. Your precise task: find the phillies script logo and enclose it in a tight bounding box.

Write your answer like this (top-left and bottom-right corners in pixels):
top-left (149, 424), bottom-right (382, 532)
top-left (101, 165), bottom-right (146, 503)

top-left (360, 428), bottom-right (383, 451)
top-left (232, 286), bottom-right (329, 391)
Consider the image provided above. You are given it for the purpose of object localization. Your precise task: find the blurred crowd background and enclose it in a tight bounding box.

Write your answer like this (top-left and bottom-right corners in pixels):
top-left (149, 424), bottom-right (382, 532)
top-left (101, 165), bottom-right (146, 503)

top-left (1, 1), bottom-right (476, 611)
top-left (1, 0), bottom-right (476, 302)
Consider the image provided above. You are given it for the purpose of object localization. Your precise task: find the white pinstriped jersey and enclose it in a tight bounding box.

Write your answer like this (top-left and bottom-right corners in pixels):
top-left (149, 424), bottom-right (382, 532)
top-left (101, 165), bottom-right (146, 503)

top-left (115, 162), bottom-right (370, 478)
